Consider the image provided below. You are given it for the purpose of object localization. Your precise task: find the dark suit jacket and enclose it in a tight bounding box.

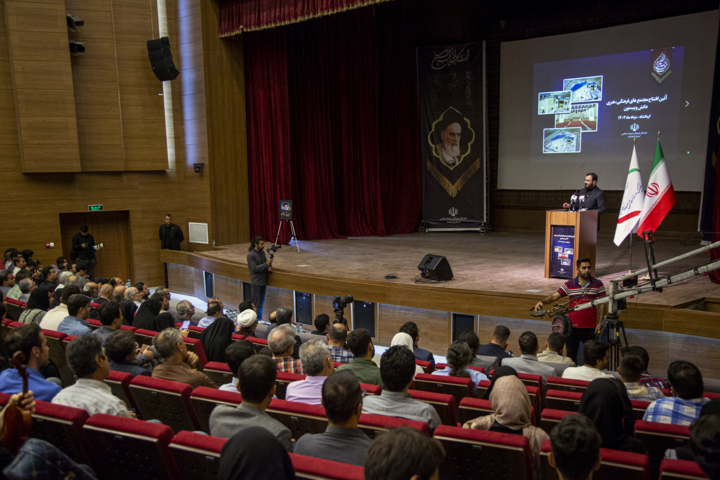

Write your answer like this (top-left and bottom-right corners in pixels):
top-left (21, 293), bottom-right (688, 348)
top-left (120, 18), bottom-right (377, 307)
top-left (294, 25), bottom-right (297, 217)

top-left (95, 297), bottom-right (110, 304)
top-left (159, 224), bottom-right (184, 251)
top-left (572, 186), bottom-right (605, 215)
top-left (413, 345), bottom-right (435, 368)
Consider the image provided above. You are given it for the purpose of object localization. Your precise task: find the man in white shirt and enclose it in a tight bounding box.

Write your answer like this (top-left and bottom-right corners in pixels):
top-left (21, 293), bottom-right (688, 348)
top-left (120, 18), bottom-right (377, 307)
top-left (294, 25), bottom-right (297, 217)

top-left (40, 285), bottom-right (81, 331)
top-left (11, 254), bottom-right (25, 276)
top-left (562, 340), bottom-right (613, 381)
top-left (198, 301), bottom-right (223, 329)
top-left (537, 332), bottom-right (576, 366)
top-left (52, 335), bottom-right (133, 418)
top-left (219, 340), bottom-right (255, 393)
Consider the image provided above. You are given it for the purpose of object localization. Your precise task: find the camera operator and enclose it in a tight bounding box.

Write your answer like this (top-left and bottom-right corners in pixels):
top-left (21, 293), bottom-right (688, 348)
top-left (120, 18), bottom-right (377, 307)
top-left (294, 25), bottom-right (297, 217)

top-left (247, 236), bottom-right (272, 321)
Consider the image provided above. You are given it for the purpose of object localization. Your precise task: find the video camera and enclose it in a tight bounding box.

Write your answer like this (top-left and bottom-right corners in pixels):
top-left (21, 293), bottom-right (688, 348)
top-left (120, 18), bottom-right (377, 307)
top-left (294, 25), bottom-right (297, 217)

top-left (267, 244), bottom-right (281, 259)
top-left (333, 295), bottom-right (354, 328)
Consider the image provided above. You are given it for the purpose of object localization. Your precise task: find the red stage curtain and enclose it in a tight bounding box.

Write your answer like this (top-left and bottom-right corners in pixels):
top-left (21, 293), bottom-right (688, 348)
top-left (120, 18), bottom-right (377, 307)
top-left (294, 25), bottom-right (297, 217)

top-left (220, 0), bottom-right (394, 36)
top-left (244, 2), bottom-right (421, 243)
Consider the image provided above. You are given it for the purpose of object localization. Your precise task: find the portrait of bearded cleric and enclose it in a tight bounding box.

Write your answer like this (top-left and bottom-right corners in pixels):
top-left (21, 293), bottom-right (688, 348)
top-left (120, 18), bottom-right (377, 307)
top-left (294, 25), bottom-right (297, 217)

top-left (429, 107), bottom-right (474, 170)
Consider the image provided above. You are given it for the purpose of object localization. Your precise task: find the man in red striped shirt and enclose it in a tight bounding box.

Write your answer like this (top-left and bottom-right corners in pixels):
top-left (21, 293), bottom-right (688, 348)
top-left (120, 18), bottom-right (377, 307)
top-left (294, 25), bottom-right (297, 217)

top-left (534, 258), bottom-right (607, 365)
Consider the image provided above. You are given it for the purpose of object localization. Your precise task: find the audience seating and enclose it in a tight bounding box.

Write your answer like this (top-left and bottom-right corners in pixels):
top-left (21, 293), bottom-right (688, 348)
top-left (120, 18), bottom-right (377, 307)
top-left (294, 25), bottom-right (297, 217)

top-left (357, 412), bottom-right (429, 438)
top-left (276, 371), bottom-right (306, 400)
top-left (436, 363), bottom-right (486, 374)
top-left (4, 298), bottom-right (26, 321)
top-left (408, 389), bottom-right (457, 426)
top-left (360, 383), bottom-right (382, 395)
top-left (86, 319), bottom-right (102, 330)
top-left (0, 318), bottom-right (13, 337)
top-left (128, 376), bottom-right (200, 433)
top-left (186, 325), bottom-right (204, 339)
top-left (704, 392), bottom-right (720, 399)
top-left (290, 453), bottom-right (365, 480)
top-left (416, 359), bottom-right (434, 374)
top-left (635, 420), bottom-right (691, 478)
top-left (478, 355), bottom-right (499, 370)
top-left (526, 385), bottom-right (543, 425)
top-left (247, 336), bottom-right (268, 353)
top-left (547, 376), bottom-right (590, 393)
top-left (434, 425), bottom-right (533, 480)
top-left (230, 333), bottom-right (246, 341)
top-left (413, 373), bottom-right (474, 405)
top-left (456, 398), bottom-right (536, 427)
top-left (43, 329), bottom-right (74, 387)
top-left (169, 431), bottom-right (226, 480)
top-left (659, 459), bottom-right (710, 480)
top-left (544, 389), bottom-right (582, 412)
top-left (183, 337), bottom-right (208, 370)
top-left (134, 328), bottom-right (158, 347)
top-left (541, 361), bottom-right (571, 378)
top-left (266, 398), bottom-right (328, 440)
top-left (83, 413), bottom-right (179, 480)
top-left (189, 387), bottom-right (242, 434)
top-left (105, 370), bottom-right (138, 412)
top-left (540, 439), bottom-right (649, 480)
top-left (476, 380), bottom-right (491, 399)
top-left (120, 325), bottom-right (137, 332)
top-left (203, 361), bottom-right (233, 386)
top-left (631, 399), bottom-right (651, 420)
top-left (489, 370), bottom-right (542, 390)
top-left (540, 409), bottom-right (576, 435)
top-left (32, 400), bottom-right (97, 472)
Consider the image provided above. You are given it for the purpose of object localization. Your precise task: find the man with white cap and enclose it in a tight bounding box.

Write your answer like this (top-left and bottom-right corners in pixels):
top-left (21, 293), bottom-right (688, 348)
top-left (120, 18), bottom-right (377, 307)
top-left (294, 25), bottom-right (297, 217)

top-left (236, 300), bottom-right (258, 337)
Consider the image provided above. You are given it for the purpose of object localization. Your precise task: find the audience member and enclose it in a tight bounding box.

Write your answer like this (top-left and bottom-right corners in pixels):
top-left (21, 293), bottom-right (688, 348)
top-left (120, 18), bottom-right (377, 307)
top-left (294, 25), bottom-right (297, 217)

top-left (477, 325), bottom-right (513, 363)
top-left (73, 263), bottom-right (89, 288)
top-left (458, 330), bottom-right (493, 370)
top-left (152, 328), bottom-right (217, 388)
top-left (267, 306), bottom-right (301, 358)
top-left (3, 249), bottom-right (16, 271)
top-left (6, 277), bottom-right (33, 302)
top-left (269, 324), bottom-right (304, 374)
top-left (311, 313), bottom-right (330, 335)
top-left (219, 340), bottom-right (256, 392)
top-left (622, 345), bottom-right (670, 390)
top-left (481, 365), bottom-right (519, 400)
top-left (619, 354), bottom-right (664, 402)
top-left (294, 370), bottom-right (372, 466)
top-left (463, 375), bottom-right (549, 474)
top-left (502, 331), bottom-right (556, 386)
top-left (364, 426), bottom-right (445, 480)
top-left (150, 291), bottom-right (175, 331)
top-left (0, 325), bottom-right (61, 401)
top-left (537, 332), bottom-right (575, 366)
top-left (40, 285), bottom-right (80, 331)
top-left (198, 301), bottom-right (223, 328)
top-left (105, 330), bottom-right (151, 377)
top-left (236, 308), bottom-right (258, 337)
top-left (644, 360), bottom-right (709, 425)
top-left (218, 427), bottom-right (295, 480)
top-left (579, 378), bottom-right (647, 454)
top-left (362, 346), bottom-right (441, 431)
top-left (38, 266), bottom-right (58, 291)
top-left (326, 323), bottom-right (353, 364)
top-left (548, 414), bottom-right (602, 480)
top-left (562, 340), bottom-right (613, 381)
top-left (390, 333), bottom-right (424, 375)
top-left (56, 256), bottom-right (68, 271)
top-left (83, 282), bottom-right (98, 300)
top-left (209, 355), bottom-right (292, 450)
top-left (18, 287), bottom-right (52, 325)
top-left (336, 328), bottom-right (383, 387)
top-left (399, 321), bottom-right (435, 368)
top-left (199, 311), bottom-right (238, 363)
top-left (52, 335), bottom-right (132, 417)
top-left (432, 341), bottom-right (488, 394)
top-left (285, 340), bottom-right (335, 405)
top-left (0, 270), bottom-right (15, 297)
top-left (131, 298), bottom-right (163, 331)
top-left (112, 285), bottom-right (126, 303)
top-left (11, 254), bottom-right (25, 276)
top-left (57, 294), bottom-right (92, 336)
top-left (96, 284), bottom-right (113, 304)
top-left (176, 300), bottom-right (197, 326)
top-left (52, 271), bottom-right (72, 305)
top-left (120, 287), bottom-right (141, 325)
top-left (135, 282), bottom-right (149, 300)
top-left (92, 301), bottom-right (124, 345)
top-left (689, 402), bottom-right (720, 479)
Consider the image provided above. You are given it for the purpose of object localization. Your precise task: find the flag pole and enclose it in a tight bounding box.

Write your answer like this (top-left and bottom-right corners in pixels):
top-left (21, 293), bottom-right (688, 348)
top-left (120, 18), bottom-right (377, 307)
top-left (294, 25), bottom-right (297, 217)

top-left (630, 138), bottom-right (635, 273)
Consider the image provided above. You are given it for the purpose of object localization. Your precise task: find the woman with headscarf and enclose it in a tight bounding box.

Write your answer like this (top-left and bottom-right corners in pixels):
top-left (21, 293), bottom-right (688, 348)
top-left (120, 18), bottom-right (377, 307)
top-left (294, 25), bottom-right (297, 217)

top-left (432, 341), bottom-right (488, 394)
top-left (236, 309), bottom-right (258, 337)
top-left (579, 378), bottom-right (647, 454)
top-left (482, 365), bottom-right (519, 400)
top-left (391, 333), bottom-right (424, 375)
top-left (131, 299), bottom-right (163, 331)
top-left (463, 375), bottom-right (549, 477)
top-left (219, 426), bottom-right (296, 480)
top-left (19, 287), bottom-right (52, 325)
top-left (199, 316), bottom-right (237, 363)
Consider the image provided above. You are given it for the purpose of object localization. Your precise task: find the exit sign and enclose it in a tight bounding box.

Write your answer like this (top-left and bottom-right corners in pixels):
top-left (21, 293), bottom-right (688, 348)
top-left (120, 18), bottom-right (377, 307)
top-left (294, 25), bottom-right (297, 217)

top-left (88, 204), bottom-right (103, 212)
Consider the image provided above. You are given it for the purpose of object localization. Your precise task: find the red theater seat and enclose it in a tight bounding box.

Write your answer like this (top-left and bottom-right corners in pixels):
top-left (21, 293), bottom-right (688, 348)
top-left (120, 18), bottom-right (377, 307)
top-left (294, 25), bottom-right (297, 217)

top-left (32, 400), bottom-right (97, 471)
top-left (413, 373), bottom-right (474, 405)
top-left (436, 363), bottom-right (485, 374)
top-left (170, 431), bottom-right (227, 480)
top-left (457, 397), bottom-right (536, 427)
top-left (631, 399), bottom-right (651, 420)
top-left (290, 453), bottom-right (365, 480)
top-left (183, 337), bottom-right (208, 369)
top-left (434, 425), bottom-right (533, 480)
top-left (476, 380), bottom-right (491, 399)
top-left (547, 376), bottom-right (590, 393)
top-left (266, 399), bottom-right (328, 440)
top-left (231, 333), bottom-right (246, 341)
top-left (190, 387), bottom-right (243, 434)
top-left (83, 413), bottom-right (178, 480)
top-left (545, 389), bottom-right (582, 412)
top-left (134, 328), bottom-right (158, 347)
top-left (4, 299), bottom-right (26, 321)
top-left (360, 383), bottom-right (382, 396)
top-left (86, 319), bottom-right (101, 330)
top-left (276, 371), bottom-right (306, 400)
top-left (186, 325), bottom-right (204, 339)
top-left (540, 409), bottom-right (577, 434)
top-left (247, 336), bottom-right (268, 353)
top-left (42, 329), bottom-right (74, 387)
top-left (540, 439), bottom-right (649, 480)
top-left (203, 361), bottom-right (233, 387)
top-left (634, 420), bottom-right (690, 478)
top-left (120, 324), bottom-right (137, 332)
top-left (659, 459), bottom-right (709, 480)
top-left (408, 389), bottom-right (457, 426)
top-left (105, 370), bottom-right (137, 412)
top-left (129, 376), bottom-right (200, 433)
top-left (416, 359), bottom-right (434, 374)
top-left (357, 412), bottom-right (429, 439)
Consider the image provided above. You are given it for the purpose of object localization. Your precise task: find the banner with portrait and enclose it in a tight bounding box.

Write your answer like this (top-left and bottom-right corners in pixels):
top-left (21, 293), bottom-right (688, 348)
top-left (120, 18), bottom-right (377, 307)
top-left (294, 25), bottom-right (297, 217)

top-left (418, 42), bottom-right (485, 230)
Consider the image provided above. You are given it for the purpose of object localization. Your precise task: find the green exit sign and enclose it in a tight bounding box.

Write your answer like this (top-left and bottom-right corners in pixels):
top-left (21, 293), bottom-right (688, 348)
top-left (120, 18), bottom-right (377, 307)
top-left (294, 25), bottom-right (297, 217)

top-left (88, 204), bottom-right (104, 212)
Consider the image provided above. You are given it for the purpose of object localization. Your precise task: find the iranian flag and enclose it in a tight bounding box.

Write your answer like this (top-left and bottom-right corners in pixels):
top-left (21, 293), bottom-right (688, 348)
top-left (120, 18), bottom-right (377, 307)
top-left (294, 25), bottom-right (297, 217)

top-left (614, 145), bottom-right (644, 246)
top-left (637, 140), bottom-right (676, 237)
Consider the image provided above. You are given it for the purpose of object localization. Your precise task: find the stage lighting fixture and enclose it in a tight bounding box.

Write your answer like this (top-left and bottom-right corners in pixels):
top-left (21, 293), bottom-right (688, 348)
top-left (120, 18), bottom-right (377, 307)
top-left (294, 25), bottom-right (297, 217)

top-left (193, 163), bottom-right (205, 173)
top-left (66, 13), bottom-right (84, 32)
top-left (69, 41), bottom-right (85, 55)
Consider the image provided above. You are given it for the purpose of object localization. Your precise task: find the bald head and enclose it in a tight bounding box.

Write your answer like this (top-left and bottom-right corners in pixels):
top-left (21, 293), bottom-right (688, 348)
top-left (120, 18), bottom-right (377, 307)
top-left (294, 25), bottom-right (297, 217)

top-left (124, 287), bottom-right (138, 300)
top-left (100, 284), bottom-right (113, 300)
top-left (327, 323), bottom-right (348, 347)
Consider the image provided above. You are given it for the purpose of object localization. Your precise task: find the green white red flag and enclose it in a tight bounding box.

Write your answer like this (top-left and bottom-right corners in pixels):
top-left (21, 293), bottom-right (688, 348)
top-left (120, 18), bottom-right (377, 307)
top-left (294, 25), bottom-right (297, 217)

top-left (637, 140), bottom-right (676, 237)
top-left (614, 145), bottom-right (644, 246)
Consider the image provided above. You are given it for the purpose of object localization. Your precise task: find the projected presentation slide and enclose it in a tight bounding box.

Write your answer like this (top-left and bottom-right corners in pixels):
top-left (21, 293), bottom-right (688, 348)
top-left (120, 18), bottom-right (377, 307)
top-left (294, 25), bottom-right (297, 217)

top-left (563, 76), bottom-right (603, 102)
top-left (555, 103), bottom-right (598, 132)
top-left (543, 127), bottom-right (582, 154)
top-left (538, 91), bottom-right (571, 115)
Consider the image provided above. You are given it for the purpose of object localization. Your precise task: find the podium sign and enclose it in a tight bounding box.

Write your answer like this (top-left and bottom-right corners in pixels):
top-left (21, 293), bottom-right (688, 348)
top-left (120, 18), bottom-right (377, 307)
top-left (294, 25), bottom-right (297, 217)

top-left (545, 210), bottom-right (597, 279)
top-left (550, 226), bottom-right (575, 278)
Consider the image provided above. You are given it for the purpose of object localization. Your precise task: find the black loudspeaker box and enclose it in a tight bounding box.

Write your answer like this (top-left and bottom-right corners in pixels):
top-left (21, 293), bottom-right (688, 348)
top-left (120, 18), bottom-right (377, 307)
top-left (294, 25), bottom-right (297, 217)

top-left (147, 37), bottom-right (179, 81)
top-left (417, 254), bottom-right (453, 281)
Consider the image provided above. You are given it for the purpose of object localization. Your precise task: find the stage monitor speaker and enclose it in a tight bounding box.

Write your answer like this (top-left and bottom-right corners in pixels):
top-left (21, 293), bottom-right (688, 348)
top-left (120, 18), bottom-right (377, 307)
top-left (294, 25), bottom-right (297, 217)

top-left (147, 37), bottom-right (179, 81)
top-left (417, 254), bottom-right (453, 281)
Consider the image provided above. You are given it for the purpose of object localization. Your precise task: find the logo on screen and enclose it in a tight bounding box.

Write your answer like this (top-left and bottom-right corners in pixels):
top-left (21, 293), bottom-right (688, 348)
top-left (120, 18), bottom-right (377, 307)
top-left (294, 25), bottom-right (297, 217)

top-left (449, 207), bottom-right (458, 217)
top-left (651, 48), bottom-right (673, 83)
top-left (630, 123), bottom-right (639, 132)
top-left (647, 183), bottom-right (660, 197)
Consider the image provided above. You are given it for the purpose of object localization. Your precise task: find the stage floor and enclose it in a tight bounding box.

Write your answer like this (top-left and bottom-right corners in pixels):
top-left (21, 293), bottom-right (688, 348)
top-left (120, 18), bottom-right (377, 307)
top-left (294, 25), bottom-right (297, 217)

top-left (200, 231), bottom-right (720, 307)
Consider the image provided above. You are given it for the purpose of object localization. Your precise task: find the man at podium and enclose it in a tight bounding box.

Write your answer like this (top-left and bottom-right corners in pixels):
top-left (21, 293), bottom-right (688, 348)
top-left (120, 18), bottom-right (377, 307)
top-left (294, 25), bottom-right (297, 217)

top-left (563, 173), bottom-right (606, 215)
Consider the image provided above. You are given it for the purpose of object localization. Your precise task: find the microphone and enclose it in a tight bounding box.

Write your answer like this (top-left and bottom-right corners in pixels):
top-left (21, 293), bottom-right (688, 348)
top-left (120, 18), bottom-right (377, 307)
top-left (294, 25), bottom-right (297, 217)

top-left (570, 191), bottom-right (579, 211)
top-left (579, 195), bottom-right (586, 210)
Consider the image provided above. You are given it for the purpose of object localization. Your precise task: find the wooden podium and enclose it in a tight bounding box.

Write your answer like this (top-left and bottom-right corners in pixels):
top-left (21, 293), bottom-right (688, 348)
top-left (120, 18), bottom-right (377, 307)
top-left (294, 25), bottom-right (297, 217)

top-left (544, 210), bottom-right (597, 279)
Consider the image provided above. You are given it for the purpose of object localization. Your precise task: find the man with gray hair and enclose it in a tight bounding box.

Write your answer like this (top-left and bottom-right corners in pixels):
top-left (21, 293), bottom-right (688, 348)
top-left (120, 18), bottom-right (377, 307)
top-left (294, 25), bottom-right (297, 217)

top-left (269, 324), bottom-right (304, 374)
top-left (176, 300), bottom-right (196, 325)
top-left (151, 327), bottom-right (216, 389)
top-left (5, 277), bottom-right (34, 302)
top-left (96, 284), bottom-right (113, 304)
top-left (83, 282), bottom-right (98, 300)
top-left (112, 285), bottom-right (126, 302)
top-left (267, 306), bottom-right (302, 359)
top-left (119, 287), bottom-right (141, 326)
top-left (285, 340), bottom-right (335, 405)
top-left (51, 271), bottom-right (73, 305)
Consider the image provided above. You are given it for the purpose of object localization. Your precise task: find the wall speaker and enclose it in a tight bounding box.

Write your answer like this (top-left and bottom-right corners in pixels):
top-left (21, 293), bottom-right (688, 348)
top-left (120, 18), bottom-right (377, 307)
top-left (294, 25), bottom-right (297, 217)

top-left (417, 254), bottom-right (453, 281)
top-left (147, 37), bottom-right (179, 81)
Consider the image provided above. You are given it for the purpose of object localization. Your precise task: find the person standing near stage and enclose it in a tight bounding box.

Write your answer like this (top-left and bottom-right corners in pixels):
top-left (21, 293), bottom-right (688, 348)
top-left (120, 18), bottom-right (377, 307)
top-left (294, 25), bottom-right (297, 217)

top-left (247, 236), bottom-right (272, 321)
top-left (159, 214), bottom-right (184, 287)
top-left (533, 258), bottom-right (606, 366)
top-left (71, 225), bottom-right (97, 280)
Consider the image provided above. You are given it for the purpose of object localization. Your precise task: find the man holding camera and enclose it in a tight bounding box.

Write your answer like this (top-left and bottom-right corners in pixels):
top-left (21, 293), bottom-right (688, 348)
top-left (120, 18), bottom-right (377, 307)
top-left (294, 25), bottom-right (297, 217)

top-left (247, 236), bottom-right (272, 321)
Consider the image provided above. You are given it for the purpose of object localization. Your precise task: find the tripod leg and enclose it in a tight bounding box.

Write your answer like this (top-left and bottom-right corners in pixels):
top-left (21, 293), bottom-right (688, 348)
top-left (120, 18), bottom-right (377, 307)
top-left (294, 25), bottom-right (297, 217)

top-left (290, 221), bottom-right (300, 253)
top-left (275, 221), bottom-right (283, 246)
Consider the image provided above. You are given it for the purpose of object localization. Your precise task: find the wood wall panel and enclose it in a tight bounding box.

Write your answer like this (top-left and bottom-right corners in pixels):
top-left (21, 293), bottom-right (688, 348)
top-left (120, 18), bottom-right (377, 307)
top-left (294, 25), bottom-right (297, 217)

top-left (213, 275), bottom-right (244, 310)
top-left (168, 264), bottom-right (195, 296)
top-left (378, 304), bottom-right (449, 355)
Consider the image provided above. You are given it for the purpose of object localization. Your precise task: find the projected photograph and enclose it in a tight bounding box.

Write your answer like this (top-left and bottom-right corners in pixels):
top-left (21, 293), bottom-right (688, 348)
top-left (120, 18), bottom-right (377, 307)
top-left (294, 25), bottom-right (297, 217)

top-left (538, 91), bottom-right (571, 115)
top-left (555, 103), bottom-right (598, 132)
top-left (563, 76), bottom-right (603, 102)
top-left (543, 127), bottom-right (582, 154)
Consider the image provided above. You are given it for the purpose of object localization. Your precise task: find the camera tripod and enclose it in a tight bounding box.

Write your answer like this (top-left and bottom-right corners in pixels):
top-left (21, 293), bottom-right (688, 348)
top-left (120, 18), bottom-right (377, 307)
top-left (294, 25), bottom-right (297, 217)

top-left (274, 219), bottom-right (300, 253)
top-left (597, 313), bottom-right (628, 371)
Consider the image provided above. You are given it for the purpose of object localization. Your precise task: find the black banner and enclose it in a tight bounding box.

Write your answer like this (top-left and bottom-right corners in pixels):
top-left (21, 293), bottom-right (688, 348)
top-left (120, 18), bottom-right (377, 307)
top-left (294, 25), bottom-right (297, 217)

top-left (418, 42), bottom-right (485, 229)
